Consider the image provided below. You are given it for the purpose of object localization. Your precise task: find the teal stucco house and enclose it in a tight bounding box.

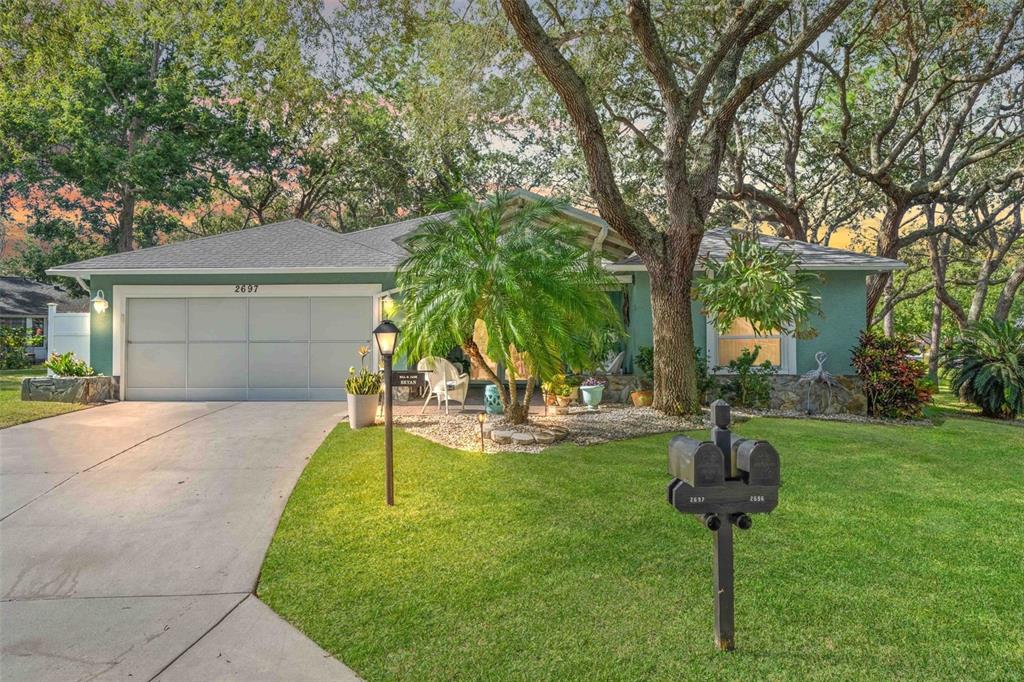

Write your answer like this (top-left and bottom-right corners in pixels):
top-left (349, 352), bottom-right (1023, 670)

top-left (48, 191), bottom-right (903, 402)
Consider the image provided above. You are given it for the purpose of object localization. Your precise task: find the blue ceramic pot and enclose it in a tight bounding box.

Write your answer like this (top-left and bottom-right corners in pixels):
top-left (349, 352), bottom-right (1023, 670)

top-left (484, 384), bottom-right (504, 414)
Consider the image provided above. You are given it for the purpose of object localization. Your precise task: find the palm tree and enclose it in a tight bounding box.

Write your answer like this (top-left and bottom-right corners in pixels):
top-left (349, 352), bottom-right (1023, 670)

top-left (397, 192), bottom-right (625, 424)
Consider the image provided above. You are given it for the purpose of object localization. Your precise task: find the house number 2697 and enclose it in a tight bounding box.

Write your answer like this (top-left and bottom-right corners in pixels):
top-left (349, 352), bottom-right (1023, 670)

top-left (234, 284), bottom-right (259, 293)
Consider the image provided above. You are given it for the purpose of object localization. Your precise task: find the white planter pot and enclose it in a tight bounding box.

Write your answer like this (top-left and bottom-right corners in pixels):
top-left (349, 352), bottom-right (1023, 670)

top-left (347, 393), bottom-right (379, 429)
top-left (580, 385), bottom-right (604, 410)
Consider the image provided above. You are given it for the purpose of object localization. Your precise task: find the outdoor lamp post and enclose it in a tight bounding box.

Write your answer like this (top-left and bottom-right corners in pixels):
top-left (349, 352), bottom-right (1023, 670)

top-left (373, 320), bottom-right (400, 506)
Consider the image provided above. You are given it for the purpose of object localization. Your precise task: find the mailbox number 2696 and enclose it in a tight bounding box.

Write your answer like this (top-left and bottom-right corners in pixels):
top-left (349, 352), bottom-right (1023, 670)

top-left (749, 495), bottom-right (765, 502)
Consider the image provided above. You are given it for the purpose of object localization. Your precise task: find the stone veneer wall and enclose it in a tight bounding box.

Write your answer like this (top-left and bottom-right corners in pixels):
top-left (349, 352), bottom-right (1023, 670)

top-left (709, 374), bottom-right (866, 415)
top-left (600, 373), bottom-right (866, 415)
top-left (22, 376), bottom-right (119, 404)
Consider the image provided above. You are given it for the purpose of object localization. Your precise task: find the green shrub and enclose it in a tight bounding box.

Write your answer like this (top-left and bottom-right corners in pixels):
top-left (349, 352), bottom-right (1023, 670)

top-left (635, 346), bottom-right (654, 386)
top-left (851, 331), bottom-right (932, 419)
top-left (942, 319), bottom-right (1024, 420)
top-left (44, 351), bottom-right (95, 377)
top-left (694, 347), bottom-right (717, 404)
top-left (717, 346), bottom-right (776, 408)
top-left (1, 327), bottom-right (39, 369)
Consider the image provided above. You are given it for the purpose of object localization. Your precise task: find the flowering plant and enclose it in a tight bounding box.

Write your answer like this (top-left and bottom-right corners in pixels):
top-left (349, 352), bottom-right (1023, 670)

top-left (581, 376), bottom-right (606, 387)
top-left (346, 345), bottom-right (382, 395)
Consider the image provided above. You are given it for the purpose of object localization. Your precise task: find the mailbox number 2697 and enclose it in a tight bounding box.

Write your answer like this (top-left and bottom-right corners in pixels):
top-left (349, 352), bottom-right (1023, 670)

top-left (689, 496), bottom-right (705, 503)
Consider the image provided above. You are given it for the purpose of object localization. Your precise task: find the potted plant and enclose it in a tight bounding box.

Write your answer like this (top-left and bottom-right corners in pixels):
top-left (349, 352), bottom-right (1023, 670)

top-left (346, 346), bottom-right (382, 429)
top-left (541, 375), bottom-right (564, 407)
top-left (580, 376), bottom-right (605, 410)
top-left (631, 346), bottom-right (654, 406)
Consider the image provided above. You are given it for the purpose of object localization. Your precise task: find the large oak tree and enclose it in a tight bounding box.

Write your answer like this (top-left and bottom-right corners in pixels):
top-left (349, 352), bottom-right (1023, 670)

top-left (498, 0), bottom-right (851, 413)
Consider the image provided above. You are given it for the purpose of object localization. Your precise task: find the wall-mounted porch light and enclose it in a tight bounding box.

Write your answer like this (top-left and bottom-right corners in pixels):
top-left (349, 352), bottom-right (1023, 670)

top-left (91, 290), bottom-right (109, 314)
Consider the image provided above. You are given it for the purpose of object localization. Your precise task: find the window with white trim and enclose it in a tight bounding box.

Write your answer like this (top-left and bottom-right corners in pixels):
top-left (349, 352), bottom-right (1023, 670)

top-left (706, 317), bottom-right (796, 374)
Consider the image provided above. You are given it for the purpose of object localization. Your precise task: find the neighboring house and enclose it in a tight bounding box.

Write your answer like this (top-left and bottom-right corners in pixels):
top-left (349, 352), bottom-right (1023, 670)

top-left (46, 190), bottom-right (903, 401)
top-left (0, 276), bottom-right (89, 362)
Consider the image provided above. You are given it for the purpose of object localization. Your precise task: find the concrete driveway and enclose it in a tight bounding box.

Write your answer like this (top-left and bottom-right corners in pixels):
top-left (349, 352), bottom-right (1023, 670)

top-left (1, 401), bottom-right (360, 681)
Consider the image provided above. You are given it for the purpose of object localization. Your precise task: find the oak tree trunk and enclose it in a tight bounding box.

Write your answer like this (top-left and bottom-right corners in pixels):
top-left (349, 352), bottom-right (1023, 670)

top-left (928, 291), bottom-right (942, 383)
top-left (866, 201), bottom-right (908, 322)
top-left (117, 190), bottom-right (136, 252)
top-left (994, 263), bottom-right (1024, 323)
top-left (649, 266), bottom-right (700, 414)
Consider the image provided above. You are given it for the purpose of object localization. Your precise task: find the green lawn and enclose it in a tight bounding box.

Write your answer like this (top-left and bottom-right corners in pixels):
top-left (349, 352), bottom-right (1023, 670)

top-left (259, 415), bottom-right (1024, 681)
top-left (0, 368), bottom-right (88, 429)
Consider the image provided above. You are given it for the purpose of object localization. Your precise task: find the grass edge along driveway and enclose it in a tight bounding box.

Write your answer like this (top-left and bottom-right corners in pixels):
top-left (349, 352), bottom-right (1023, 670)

top-left (259, 416), bottom-right (1023, 681)
top-left (0, 369), bottom-right (89, 429)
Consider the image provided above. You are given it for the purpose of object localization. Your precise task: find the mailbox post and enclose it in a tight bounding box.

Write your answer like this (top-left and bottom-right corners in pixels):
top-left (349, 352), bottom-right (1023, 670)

top-left (666, 399), bottom-right (780, 651)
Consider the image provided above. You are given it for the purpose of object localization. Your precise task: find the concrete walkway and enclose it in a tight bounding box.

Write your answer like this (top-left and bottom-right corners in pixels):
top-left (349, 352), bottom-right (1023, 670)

top-left (1, 401), bottom-right (361, 681)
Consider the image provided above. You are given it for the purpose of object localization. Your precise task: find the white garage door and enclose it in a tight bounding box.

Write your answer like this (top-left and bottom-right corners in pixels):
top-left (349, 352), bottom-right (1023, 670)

top-left (125, 296), bottom-right (373, 401)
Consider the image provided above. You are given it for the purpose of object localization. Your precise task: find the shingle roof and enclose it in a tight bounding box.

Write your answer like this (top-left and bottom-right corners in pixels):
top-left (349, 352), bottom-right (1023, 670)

top-left (0, 277), bottom-right (89, 315)
top-left (47, 210), bottom-right (904, 277)
top-left (47, 219), bottom-right (408, 274)
top-left (611, 227), bottom-right (904, 271)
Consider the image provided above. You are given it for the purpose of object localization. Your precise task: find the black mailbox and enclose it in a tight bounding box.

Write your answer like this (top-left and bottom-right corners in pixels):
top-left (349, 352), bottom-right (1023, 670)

top-left (665, 399), bottom-right (781, 652)
top-left (668, 436), bottom-right (725, 487)
top-left (734, 439), bottom-right (780, 486)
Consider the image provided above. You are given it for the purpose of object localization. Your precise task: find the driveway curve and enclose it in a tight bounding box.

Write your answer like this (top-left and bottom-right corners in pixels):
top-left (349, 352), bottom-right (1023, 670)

top-left (1, 401), bottom-right (360, 681)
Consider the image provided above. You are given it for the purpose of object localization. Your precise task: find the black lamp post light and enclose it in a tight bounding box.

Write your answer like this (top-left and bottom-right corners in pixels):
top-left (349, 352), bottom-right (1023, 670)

top-left (373, 319), bottom-right (400, 506)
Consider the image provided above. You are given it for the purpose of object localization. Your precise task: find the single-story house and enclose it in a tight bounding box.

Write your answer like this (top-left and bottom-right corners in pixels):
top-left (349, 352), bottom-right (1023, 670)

top-left (0, 276), bottom-right (89, 362)
top-left (47, 190), bottom-right (903, 402)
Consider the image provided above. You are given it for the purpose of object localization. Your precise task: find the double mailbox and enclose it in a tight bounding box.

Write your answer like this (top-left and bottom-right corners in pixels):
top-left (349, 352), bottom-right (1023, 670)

top-left (666, 399), bottom-right (781, 651)
top-left (667, 400), bottom-right (780, 525)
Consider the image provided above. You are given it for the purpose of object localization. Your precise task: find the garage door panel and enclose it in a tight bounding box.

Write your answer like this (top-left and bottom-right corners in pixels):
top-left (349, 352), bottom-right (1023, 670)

top-left (188, 342), bottom-right (247, 388)
top-left (127, 387), bottom-right (188, 401)
top-left (247, 388), bottom-right (311, 400)
top-left (249, 299), bottom-right (309, 342)
top-left (127, 343), bottom-right (186, 388)
top-left (310, 342), bottom-right (364, 389)
top-left (187, 388), bottom-right (248, 401)
top-left (310, 298), bottom-right (373, 342)
top-left (128, 299), bottom-right (186, 342)
top-left (249, 343), bottom-right (308, 388)
top-left (188, 298), bottom-right (246, 342)
top-left (309, 388), bottom-right (347, 401)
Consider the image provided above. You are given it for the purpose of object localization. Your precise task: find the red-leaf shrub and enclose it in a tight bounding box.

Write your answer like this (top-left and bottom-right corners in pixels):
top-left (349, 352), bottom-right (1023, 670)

top-left (851, 331), bottom-right (933, 419)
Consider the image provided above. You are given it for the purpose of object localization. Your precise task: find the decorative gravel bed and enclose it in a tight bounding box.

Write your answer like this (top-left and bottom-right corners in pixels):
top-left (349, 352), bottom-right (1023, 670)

top-left (392, 402), bottom-right (938, 453)
top-left (395, 405), bottom-right (704, 453)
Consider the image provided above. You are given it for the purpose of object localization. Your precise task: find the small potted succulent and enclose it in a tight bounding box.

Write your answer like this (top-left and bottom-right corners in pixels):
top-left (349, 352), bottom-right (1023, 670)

top-left (346, 346), bottom-right (382, 429)
top-left (580, 376), bottom-right (606, 410)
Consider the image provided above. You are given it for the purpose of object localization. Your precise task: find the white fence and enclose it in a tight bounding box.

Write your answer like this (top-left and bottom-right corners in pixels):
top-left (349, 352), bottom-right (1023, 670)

top-left (46, 303), bottom-right (90, 373)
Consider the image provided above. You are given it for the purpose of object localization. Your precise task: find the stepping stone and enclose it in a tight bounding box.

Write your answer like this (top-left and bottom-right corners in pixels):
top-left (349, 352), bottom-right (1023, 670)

top-left (491, 430), bottom-right (513, 444)
top-left (534, 431), bottom-right (557, 444)
top-left (545, 426), bottom-right (570, 436)
top-left (511, 432), bottom-right (536, 444)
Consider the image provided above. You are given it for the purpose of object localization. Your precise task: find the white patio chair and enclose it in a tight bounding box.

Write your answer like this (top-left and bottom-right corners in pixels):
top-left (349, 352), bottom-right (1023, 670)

top-left (417, 357), bottom-right (470, 414)
top-left (602, 351), bottom-right (625, 375)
